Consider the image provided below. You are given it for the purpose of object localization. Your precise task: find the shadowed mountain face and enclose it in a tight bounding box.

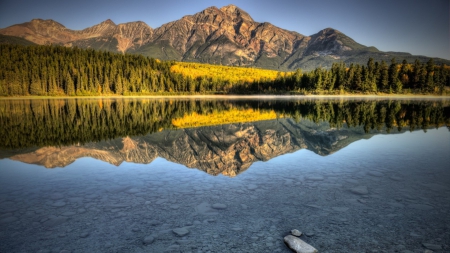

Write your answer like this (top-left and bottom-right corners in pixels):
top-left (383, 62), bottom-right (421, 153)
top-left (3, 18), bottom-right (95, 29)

top-left (1, 98), bottom-right (449, 176)
top-left (6, 118), bottom-right (372, 176)
top-left (1, 5), bottom-right (447, 70)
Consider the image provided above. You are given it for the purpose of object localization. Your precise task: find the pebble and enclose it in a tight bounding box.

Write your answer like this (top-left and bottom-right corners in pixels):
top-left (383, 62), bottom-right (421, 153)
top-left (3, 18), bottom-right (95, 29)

top-left (212, 203), bottom-right (227, 209)
top-left (172, 227), bottom-right (190, 237)
top-left (195, 202), bottom-right (218, 215)
top-left (304, 232), bottom-right (315, 237)
top-left (79, 232), bottom-right (90, 238)
top-left (284, 235), bottom-right (318, 253)
top-left (51, 201), bottom-right (66, 207)
top-left (125, 188), bottom-right (140, 194)
top-left (167, 245), bottom-right (180, 251)
top-left (422, 243), bottom-right (442, 250)
top-left (170, 204), bottom-right (180, 210)
top-left (143, 235), bottom-right (155, 245)
top-left (291, 229), bottom-right (302, 237)
top-left (350, 186), bottom-right (369, 195)
top-left (149, 220), bottom-right (162, 226)
top-left (409, 232), bottom-right (421, 237)
top-left (332, 207), bottom-right (349, 212)
top-left (155, 199), bottom-right (167, 204)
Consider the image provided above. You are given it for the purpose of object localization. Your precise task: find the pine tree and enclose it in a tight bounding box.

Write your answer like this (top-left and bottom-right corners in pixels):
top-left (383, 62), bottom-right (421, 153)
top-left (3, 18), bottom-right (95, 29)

top-left (388, 58), bottom-right (399, 93)
top-left (426, 59), bottom-right (435, 92)
top-left (379, 60), bottom-right (389, 91)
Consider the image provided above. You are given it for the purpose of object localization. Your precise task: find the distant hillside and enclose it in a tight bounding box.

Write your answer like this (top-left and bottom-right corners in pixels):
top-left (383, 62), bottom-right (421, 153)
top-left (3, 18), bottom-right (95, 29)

top-left (1, 5), bottom-right (449, 71)
top-left (0, 34), bottom-right (35, 46)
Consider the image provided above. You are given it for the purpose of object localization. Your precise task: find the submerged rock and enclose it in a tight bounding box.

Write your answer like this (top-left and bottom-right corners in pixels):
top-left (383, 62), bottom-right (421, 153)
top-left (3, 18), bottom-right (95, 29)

top-left (284, 235), bottom-right (318, 253)
top-left (422, 243), bottom-right (442, 250)
top-left (291, 229), bottom-right (302, 237)
top-left (212, 203), bottom-right (227, 209)
top-left (172, 227), bottom-right (190, 237)
top-left (350, 185), bottom-right (368, 195)
top-left (143, 235), bottom-right (155, 245)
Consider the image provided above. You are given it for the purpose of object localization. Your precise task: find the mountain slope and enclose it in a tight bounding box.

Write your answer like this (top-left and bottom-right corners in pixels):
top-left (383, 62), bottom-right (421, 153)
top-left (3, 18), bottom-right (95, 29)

top-left (1, 5), bottom-right (448, 70)
top-left (0, 34), bottom-right (36, 46)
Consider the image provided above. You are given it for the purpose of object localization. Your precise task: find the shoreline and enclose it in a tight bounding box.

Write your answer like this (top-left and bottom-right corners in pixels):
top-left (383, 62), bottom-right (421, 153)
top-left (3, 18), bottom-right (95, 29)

top-left (1, 94), bottom-right (449, 100)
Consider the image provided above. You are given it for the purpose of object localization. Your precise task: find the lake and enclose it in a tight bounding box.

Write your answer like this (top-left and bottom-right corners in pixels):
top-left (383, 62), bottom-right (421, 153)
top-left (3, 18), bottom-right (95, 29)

top-left (0, 97), bottom-right (449, 253)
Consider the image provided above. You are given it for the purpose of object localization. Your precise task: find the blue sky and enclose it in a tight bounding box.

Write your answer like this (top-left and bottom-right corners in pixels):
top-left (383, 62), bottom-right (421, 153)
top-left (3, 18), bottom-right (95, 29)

top-left (0, 0), bottom-right (448, 60)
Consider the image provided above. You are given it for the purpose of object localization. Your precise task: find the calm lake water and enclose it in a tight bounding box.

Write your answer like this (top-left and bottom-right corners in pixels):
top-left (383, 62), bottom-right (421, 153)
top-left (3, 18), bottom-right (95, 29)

top-left (0, 97), bottom-right (449, 253)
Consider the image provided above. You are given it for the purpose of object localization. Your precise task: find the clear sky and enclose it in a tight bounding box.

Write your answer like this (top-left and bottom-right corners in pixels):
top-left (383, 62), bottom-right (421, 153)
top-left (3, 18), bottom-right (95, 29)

top-left (0, 0), bottom-right (448, 60)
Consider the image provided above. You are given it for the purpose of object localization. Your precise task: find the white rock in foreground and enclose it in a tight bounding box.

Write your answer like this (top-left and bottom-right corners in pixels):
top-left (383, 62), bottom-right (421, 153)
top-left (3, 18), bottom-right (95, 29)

top-left (284, 235), bottom-right (318, 253)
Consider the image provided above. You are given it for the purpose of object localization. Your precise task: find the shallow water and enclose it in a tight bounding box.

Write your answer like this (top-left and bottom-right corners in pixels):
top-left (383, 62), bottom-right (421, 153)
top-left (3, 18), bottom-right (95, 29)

top-left (1, 98), bottom-right (450, 253)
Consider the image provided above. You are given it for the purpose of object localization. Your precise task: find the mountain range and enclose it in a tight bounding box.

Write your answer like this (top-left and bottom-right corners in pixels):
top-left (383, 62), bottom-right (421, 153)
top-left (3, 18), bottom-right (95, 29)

top-left (0, 4), bottom-right (448, 70)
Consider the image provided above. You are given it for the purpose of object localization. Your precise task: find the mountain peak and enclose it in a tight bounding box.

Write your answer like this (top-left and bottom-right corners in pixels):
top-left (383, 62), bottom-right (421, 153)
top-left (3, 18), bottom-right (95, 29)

top-left (102, 19), bottom-right (116, 26)
top-left (221, 4), bottom-right (239, 10)
top-left (318, 27), bottom-right (341, 35)
top-left (220, 4), bottom-right (254, 22)
top-left (29, 18), bottom-right (65, 27)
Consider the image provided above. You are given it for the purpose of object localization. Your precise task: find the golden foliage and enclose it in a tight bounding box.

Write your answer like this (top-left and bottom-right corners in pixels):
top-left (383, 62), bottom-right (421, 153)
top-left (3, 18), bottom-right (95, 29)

top-left (170, 62), bottom-right (283, 83)
top-left (172, 108), bottom-right (280, 128)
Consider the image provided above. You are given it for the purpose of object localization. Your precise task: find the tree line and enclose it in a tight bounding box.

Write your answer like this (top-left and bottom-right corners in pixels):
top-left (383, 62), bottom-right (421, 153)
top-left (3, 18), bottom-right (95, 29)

top-left (1, 98), bottom-right (448, 149)
top-left (237, 58), bottom-right (450, 94)
top-left (1, 44), bottom-right (449, 96)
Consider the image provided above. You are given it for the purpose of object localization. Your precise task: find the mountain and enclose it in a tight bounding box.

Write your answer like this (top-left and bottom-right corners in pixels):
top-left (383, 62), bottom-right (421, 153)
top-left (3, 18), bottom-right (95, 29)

top-left (1, 5), bottom-right (448, 70)
top-left (0, 34), bottom-right (36, 46)
top-left (0, 18), bottom-right (153, 53)
top-left (4, 118), bottom-right (396, 177)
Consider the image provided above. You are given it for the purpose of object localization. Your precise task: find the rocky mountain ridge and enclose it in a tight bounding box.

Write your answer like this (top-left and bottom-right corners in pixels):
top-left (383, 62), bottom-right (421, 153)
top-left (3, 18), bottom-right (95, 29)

top-left (5, 118), bottom-right (378, 176)
top-left (1, 4), bottom-right (447, 70)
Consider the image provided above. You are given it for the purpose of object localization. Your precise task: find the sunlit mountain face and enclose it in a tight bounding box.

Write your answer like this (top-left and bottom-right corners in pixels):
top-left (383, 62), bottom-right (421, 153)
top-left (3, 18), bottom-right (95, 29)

top-left (2, 5), bottom-right (449, 70)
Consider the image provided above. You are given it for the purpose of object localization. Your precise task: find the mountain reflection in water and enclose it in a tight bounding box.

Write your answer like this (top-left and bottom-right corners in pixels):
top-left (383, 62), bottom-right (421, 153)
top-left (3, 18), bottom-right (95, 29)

top-left (0, 98), bottom-right (449, 176)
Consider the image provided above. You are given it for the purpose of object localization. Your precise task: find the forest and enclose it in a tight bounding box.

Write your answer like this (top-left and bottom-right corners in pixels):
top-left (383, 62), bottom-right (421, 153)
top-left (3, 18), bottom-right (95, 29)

top-left (0, 99), bottom-right (449, 149)
top-left (1, 44), bottom-right (450, 96)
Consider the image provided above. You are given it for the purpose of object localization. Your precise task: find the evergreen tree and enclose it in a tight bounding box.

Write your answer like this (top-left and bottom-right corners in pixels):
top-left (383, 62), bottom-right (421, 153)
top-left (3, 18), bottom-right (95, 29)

top-left (388, 58), bottom-right (399, 93)
top-left (379, 60), bottom-right (389, 91)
